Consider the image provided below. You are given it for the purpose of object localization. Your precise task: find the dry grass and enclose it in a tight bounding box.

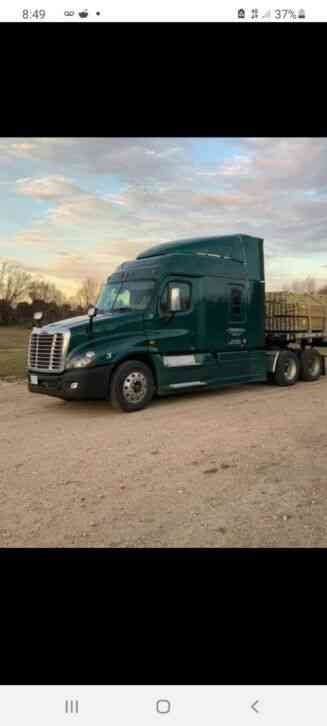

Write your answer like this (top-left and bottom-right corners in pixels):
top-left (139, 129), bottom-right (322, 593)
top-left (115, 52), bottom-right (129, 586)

top-left (0, 326), bottom-right (30, 379)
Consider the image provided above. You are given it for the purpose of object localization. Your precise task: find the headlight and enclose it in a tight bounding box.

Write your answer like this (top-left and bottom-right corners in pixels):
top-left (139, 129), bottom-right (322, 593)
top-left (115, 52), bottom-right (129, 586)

top-left (66, 351), bottom-right (96, 369)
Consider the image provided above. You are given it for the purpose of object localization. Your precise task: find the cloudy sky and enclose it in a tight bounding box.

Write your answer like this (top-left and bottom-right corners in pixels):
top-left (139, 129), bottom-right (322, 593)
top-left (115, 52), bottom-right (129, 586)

top-left (0, 137), bottom-right (326, 297)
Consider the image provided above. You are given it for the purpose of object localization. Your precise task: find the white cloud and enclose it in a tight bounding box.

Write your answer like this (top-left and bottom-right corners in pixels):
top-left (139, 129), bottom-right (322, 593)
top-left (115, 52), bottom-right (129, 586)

top-left (0, 138), bottom-right (192, 183)
top-left (2, 137), bottom-right (327, 292)
top-left (16, 175), bottom-right (80, 199)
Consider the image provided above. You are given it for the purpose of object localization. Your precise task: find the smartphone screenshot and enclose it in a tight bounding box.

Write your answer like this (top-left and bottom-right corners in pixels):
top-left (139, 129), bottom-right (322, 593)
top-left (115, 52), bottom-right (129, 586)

top-left (0, 2), bottom-right (325, 715)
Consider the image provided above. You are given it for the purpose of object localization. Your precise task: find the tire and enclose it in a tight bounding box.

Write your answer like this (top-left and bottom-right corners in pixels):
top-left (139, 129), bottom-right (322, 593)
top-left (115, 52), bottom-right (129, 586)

top-left (273, 350), bottom-right (300, 386)
top-left (110, 360), bottom-right (155, 412)
top-left (299, 348), bottom-right (321, 382)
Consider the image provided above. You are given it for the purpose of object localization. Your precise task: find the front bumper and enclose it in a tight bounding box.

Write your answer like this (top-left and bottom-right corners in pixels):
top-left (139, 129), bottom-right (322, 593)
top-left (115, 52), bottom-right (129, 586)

top-left (27, 364), bottom-right (114, 400)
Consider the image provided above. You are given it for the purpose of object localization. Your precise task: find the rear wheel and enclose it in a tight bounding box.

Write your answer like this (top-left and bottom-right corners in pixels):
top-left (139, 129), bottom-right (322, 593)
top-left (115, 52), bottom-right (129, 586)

top-left (110, 360), bottom-right (155, 412)
top-left (299, 348), bottom-right (321, 382)
top-left (273, 350), bottom-right (300, 386)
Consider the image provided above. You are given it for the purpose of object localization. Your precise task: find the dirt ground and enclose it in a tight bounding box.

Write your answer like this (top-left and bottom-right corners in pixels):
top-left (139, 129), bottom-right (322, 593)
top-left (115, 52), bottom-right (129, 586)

top-left (1, 377), bottom-right (327, 547)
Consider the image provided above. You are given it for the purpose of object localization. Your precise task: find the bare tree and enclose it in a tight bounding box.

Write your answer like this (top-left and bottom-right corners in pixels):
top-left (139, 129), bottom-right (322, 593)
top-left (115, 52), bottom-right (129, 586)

top-left (0, 261), bottom-right (32, 305)
top-left (0, 261), bottom-right (33, 323)
top-left (28, 278), bottom-right (66, 306)
top-left (304, 276), bottom-right (317, 295)
top-left (281, 282), bottom-right (291, 292)
top-left (74, 278), bottom-right (101, 309)
top-left (290, 276), bottom-right (318, 295)
top-left (291, 279), bottom-right (304, 293)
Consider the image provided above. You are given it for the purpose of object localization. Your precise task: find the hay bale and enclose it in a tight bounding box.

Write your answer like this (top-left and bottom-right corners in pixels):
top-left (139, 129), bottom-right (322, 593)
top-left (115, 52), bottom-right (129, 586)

top-left (265, 292), bottom-right (327, 333)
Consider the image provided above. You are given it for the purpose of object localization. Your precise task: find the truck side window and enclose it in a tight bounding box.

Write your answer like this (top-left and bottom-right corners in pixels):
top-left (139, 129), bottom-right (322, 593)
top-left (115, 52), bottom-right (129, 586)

top-left (230, 286), bottom-right (243, 322)
top-left (160, 281), bottom-right (191, 314)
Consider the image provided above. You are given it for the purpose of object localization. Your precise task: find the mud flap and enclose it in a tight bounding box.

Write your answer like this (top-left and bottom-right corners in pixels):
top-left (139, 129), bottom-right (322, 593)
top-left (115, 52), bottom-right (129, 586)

top-left (265, 350), bottom-right (280, 375)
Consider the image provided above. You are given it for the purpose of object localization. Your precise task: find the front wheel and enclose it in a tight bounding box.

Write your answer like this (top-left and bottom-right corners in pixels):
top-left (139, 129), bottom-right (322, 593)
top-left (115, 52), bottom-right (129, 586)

top-left (273, 350), bottom-right (300, 386)
top-left (110, 360), bottom-right (155, 412)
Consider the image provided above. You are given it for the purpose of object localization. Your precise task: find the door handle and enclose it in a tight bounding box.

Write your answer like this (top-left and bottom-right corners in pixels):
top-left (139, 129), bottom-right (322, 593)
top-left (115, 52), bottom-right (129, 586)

top-left (225, 330), bottom-right (247, 346)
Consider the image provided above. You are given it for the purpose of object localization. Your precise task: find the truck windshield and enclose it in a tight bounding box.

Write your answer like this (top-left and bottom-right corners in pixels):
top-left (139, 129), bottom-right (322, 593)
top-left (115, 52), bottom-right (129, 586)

top-left (97, 280), bottom-right (155, 313)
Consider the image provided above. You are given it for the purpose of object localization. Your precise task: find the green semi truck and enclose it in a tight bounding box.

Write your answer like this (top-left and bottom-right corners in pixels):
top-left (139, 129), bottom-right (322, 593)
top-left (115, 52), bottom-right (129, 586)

top-left (27, 234), bottom-right (327, 412)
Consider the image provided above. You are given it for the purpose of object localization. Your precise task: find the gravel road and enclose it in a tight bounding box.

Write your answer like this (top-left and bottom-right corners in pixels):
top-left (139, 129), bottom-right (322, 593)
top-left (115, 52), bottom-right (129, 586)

top-left (1, 378), bottom-right (327, 547)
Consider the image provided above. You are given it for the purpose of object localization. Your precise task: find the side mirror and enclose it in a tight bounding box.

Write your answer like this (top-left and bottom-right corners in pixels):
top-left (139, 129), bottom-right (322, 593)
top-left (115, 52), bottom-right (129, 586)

top-left (33, 311), bottom-right (43, 321)
top-left (87, 305), bottom-right (97, 335)
top-left (168, 287), bottom-right (182, 313)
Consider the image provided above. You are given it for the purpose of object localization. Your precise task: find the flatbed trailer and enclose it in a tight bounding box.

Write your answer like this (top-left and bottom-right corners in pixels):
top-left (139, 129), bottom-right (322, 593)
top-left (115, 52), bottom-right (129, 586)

top-left (265, 292), bottom-right (327, 343)
top-left (265, 291), bottom-right (327, 379)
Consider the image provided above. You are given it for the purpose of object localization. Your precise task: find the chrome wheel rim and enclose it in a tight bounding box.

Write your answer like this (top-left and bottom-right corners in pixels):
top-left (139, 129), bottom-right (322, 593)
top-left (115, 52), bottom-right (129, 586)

top-left (284, 359), bottom-right (297, 381)
top-left (122, 371), bottom-right (147, 403)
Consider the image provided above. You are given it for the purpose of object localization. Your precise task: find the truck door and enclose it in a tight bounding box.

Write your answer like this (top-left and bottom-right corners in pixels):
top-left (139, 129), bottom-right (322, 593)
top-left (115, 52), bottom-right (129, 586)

top-left (146, 276), bottom-right (204, 387)
top-left (154, 277), bottom-right (197, 353)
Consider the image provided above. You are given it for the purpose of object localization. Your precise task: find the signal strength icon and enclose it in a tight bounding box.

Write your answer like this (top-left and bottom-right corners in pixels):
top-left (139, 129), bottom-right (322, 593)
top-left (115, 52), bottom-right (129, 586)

top-left (263, 9), bottom-right (271, 17)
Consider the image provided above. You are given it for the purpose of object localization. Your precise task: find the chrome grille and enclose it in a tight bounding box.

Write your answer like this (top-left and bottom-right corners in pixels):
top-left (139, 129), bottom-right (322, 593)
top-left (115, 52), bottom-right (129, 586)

top-left (28, 331), bottom-right (67, 372)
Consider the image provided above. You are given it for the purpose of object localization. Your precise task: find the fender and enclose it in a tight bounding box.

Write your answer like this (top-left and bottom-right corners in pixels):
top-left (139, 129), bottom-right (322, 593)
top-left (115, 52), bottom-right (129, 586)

top-left (265, 350), bottom-right (281, 374)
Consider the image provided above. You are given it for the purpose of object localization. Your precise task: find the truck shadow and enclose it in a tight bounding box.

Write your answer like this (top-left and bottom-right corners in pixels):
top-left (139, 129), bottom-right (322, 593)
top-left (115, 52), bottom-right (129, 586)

top-left (47, 382), bottom-right (270, 417)
top-left (151, 382), bottom-right (269, 409)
